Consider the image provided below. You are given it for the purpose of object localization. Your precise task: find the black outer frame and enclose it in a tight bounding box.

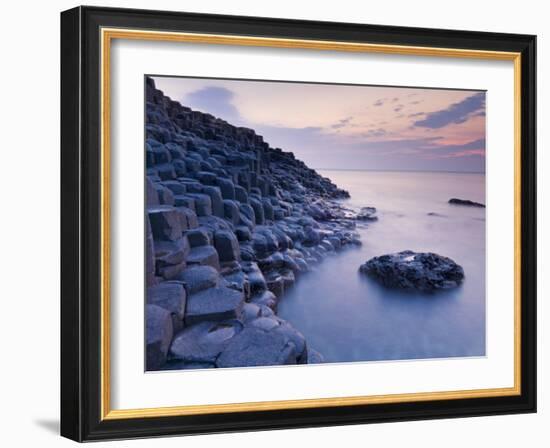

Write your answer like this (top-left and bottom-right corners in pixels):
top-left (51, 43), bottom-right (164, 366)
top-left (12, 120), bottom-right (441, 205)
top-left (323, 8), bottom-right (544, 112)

top-left (60, 5), bottom-right (536, 442)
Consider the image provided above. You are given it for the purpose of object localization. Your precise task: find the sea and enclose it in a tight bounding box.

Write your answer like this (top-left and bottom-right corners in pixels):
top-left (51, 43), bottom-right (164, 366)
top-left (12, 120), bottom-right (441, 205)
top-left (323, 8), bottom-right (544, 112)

top-left (277, 170), bottom-right (486, 363)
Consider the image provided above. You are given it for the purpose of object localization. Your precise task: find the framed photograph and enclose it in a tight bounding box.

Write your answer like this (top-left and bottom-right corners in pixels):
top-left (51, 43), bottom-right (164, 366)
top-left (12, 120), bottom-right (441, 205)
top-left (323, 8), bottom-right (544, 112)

top-left (60, 6), bottom-right (536, 441)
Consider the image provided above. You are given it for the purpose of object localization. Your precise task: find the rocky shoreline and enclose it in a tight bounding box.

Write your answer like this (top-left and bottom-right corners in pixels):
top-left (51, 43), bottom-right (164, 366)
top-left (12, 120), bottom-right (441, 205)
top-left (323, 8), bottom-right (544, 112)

top-left (145, 78), bottom-right (362, 370)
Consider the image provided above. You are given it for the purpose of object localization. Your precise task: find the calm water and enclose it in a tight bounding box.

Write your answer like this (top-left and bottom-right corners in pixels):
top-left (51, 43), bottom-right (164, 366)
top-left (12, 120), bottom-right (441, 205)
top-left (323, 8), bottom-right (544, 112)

top-left (278, 170), bottom-right (486, 363)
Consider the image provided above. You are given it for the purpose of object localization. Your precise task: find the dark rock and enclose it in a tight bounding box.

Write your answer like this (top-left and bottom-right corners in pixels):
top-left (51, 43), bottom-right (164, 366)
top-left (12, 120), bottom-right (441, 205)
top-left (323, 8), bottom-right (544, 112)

top-left (357, 206), bottom-right (378, 221)
top-left (359, 250), bottom-right (464, 292)
top-left (146, 304), bottom-right (173, 370)
top-left (449, 198), bottom-right (485, 208)
top-left (214, 230), bottom-right (241, 263)
top-left (186, 228), bottom-right (211, 248)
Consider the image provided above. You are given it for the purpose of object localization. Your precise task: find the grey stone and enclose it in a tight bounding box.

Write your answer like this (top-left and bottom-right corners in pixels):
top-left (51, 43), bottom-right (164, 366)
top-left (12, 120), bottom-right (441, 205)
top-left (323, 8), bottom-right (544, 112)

top-left (202, 186), bottom-right (224, 218)
top-left (185, 286), bottom-right (244, 326)
top-left (186, 228), bottom-right (211, 248)
top-left (170, 320), bottom-right (243, 363)
top-left (186, 193), bottom-right (212, 217)
top-left (187, 245), bottom-right (220, 270)
top-left (146, 304), bottom-right (173, 370)
top-left (147, 282), bottom-right (186, 320)
top-left (214, 230), bottom-right (240, 263)
top-left (148, 206), bottom-right (182, 241)
top-left (176, 265), bottom-right (219, 294)
top-left (216, 327), bottom-right (297, 368)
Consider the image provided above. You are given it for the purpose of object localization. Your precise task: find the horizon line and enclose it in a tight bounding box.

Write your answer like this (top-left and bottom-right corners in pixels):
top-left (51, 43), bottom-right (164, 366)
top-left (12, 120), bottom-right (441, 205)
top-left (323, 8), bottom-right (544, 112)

top-left (313, 168), bottom-right (486, 174)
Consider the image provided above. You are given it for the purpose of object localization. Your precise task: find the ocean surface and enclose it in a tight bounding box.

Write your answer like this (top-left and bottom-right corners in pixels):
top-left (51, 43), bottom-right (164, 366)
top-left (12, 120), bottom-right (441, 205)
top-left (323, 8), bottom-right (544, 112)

top-left (277, 170), bottom-right (486, 363)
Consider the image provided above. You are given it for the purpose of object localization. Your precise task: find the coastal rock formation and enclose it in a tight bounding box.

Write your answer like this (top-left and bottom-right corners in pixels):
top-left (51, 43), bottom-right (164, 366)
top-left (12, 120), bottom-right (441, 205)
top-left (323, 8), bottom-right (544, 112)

top-left (145, 77), bottom-right (361, 370)
top-left (359, 250), bottom-right (464, 292)
top-left (357, 206), bottom-right (378, 221)
top-left (448, 198), bottom-right (485, 208)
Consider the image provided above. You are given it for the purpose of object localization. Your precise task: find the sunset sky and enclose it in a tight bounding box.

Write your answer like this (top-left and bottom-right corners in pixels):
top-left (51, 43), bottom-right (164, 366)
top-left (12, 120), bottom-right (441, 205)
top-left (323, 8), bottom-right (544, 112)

top-left (152, 76), bottom-right (486, 173)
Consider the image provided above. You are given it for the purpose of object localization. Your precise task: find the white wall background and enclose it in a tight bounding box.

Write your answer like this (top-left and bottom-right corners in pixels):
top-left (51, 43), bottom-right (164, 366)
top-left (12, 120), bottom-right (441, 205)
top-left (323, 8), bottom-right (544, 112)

top-left (0, 0), bottom-right (546, 446)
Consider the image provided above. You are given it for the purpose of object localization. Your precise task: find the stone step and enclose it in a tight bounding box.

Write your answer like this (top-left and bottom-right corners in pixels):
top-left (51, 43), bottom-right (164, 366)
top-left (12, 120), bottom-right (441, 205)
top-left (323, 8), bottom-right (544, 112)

top-left (176, 265), bottom-right (220, 295)
top-left (186, 245), bottom-right (220, 270)
top-left (185, 286), bottom-right (245, 326)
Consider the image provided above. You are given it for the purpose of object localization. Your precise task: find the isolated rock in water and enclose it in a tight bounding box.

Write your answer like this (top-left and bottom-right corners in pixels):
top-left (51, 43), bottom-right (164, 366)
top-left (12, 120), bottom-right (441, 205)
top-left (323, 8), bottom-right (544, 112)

top-left (359, 250), bottom-right (464, 292)
top-left (357, 206), bottom-right (378, 221)
top-left (448, 198), bottom-right (485, 208)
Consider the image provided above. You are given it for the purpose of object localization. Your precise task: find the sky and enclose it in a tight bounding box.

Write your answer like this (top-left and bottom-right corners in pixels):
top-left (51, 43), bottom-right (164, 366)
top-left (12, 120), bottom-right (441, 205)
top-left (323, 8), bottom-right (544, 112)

top-left (152, 76), bottom-right (486, 173)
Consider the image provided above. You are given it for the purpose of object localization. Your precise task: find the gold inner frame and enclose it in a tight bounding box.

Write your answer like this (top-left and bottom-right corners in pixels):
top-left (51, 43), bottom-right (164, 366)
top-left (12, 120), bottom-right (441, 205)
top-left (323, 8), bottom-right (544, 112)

top-left (100, 27), bottom-right (522, 420)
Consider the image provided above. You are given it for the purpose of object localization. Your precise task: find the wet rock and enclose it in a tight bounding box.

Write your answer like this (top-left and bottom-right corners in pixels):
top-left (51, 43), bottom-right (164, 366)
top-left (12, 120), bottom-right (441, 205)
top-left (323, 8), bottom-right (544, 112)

top-left (359, 250), bottom-right (464, 292)
top-left (307, 348), bottom-right (325, 364)
top-left (448, 198), bottom-right (485, 208)
top-left (357, 206), bottom-right (378, 221)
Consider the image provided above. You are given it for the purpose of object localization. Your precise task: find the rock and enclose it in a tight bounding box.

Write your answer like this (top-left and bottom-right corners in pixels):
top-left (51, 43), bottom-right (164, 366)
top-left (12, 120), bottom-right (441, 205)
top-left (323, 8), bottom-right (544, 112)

top-left (359, 250), bottom-right (464, 292)
top-left (185, 286), bottom-right (244, 325)
top-left (147, 282), bottom-right (187, 321)
top-left (146, 304), bottom-right (173, 370)
top-left (148, 206), bottom-right (182, 241)
top-left (357, 206), bottom-right (378, 221)
top-left (170, 320), bottom-right (243, 363)
top-left (202, 186), bottom-right (224, 218)
top-left (186, 228), bottom-right (211, 248)
top-left (448, 198), bottom-right (485, 208)
top-left (176, 265), bottom-right (219, 294)
top-left (214, 230), bottom-right (241, 263)
top-left (223, 199), bottom-right (240, 224)
top-left (216, 327), bottom-right (297, 368)
top-left (145, 217), bottom-right (156, 287)
top-left (216, 178), bottom-right (236, 200)
top-left (250, 290), bottom-right (278, 310)
top-left (187, 245), bottom-right (220, 270)
top-left (186, 193), bottom-right (212, 216)
top-left (241, 303), bottom-right (261, 322)
top-left (307, 348), bottom-right (325, 364)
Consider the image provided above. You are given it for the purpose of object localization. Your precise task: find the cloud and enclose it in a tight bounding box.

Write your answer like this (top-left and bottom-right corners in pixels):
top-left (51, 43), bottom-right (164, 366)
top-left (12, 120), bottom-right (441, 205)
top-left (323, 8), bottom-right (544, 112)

top-left (408, 112), bottom-right (424, 118)
top-left (424, 138), bottom-right (486, 159)
top-left (331, 116), bottom-right (353, 130)
top-left (185, 86), bottom-right (242, 124)
top-left (373, 99), bottom-right (384, 107)
top-left (413, 92), bottom-right (486, 129)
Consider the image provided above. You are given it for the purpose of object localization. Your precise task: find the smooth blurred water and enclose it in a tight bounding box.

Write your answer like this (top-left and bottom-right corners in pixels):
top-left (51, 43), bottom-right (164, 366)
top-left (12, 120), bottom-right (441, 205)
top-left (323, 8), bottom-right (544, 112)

top-left (277, 170), bottom-right (486, 363)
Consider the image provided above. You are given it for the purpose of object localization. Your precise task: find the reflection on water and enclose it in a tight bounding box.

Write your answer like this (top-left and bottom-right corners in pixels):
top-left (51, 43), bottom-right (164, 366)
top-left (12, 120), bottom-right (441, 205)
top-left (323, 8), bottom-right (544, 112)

top-left (277, 170), bottom-right (486, 362)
